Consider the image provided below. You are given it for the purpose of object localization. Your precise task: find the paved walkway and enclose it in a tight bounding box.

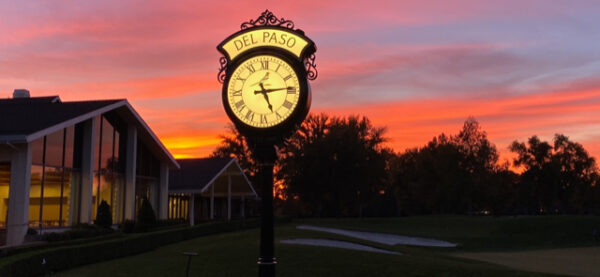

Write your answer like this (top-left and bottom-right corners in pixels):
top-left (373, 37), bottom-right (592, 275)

top-left (297, 225), bottom-right (457, 247)
top-left (281, 238), bottom-right (401, 255)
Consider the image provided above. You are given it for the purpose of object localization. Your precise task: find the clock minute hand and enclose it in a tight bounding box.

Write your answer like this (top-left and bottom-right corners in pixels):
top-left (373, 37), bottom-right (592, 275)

top-left (253, 87), bottom-right (292, 94)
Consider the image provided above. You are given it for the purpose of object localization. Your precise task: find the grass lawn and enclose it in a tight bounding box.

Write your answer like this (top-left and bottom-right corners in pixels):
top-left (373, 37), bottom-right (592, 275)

top-left (295, 215), bottom-right (600, 252)
top-left (454, 247), bottom-right (600, 277)
top-left (53, 216), bottom-right (600, 277)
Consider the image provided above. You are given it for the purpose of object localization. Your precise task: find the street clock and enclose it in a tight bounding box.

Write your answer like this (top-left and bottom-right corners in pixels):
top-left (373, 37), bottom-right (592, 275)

top-left (218, 10), bottom-right (317, 139)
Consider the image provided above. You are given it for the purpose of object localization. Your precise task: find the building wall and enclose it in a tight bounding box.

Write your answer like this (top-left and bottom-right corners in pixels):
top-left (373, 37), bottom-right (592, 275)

top-left (1, 109), bottom-right (172, 246)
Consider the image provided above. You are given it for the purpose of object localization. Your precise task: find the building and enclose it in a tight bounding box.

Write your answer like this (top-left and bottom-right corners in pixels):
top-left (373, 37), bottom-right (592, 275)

top-left (168, 157), bottom-right (257, 225)
top-left (0, 90), bottom-right (178, 247)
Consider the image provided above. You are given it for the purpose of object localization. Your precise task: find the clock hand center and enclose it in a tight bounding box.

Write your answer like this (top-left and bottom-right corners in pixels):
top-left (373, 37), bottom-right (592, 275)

top-left (256, 82), bottom-right (273, 111)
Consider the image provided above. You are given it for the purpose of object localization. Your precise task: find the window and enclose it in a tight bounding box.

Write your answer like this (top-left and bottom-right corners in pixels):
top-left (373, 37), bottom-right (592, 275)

top-left (92, 115), bottom-right (124, 223)
top-left (135, 141), bottom-right (159, 213)
top-left (28, 126), bottom-right (77, 228)
top-left (0, 163), bottom-right (10, 228)
top-left (168, 194), bottom-right (189, 220)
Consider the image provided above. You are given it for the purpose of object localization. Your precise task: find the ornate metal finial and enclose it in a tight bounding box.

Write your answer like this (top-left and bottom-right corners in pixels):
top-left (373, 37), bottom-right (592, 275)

top-left (217, 56), bottom-right (228, 83)
top-left (304, 54), bottom-right (318, 81)
top-left (240, 9), bottom-right (295, 30)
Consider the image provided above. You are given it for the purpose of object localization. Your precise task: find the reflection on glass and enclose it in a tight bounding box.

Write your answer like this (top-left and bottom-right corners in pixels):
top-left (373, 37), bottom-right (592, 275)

top-left (29, 165), bottom-right (43, 227)
top-left (0, 163), bottom-right (10, 228)
top-left (135, 176), bottom-right (155, 211)
top-left (32, 137), bottom-right (44, 165)
top-left (93, 115), bottom-right (102, 170)
top-left (28, 126), bottom-right (78, 228)
top-left (101, 118), bottom-right (114, 170)
top-left (64, 126), bottom-right (75, 168)
top-left (45, 130), bottom-right (63, 167)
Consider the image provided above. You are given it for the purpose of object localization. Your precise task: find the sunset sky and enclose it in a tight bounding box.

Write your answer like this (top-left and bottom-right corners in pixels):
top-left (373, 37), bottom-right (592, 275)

top-left (2, 0), bottom-right (599, 163)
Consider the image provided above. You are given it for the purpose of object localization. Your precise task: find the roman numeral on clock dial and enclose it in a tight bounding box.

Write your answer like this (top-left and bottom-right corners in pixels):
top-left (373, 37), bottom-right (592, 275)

top-left (245, 110), bottom-right (254, 121)
top-left (282, 100), bottom-right (293, 109)
top-left (235, 100), bottom-right (245, 109)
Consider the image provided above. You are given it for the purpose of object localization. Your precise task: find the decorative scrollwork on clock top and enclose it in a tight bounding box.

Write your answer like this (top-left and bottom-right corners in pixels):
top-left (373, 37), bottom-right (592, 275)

top-left (304, 54), bottom-right (318, 81)
top-left (240, 9), bottom-right (295, 30)
top-left (217, 56), bottom-right (228, 84)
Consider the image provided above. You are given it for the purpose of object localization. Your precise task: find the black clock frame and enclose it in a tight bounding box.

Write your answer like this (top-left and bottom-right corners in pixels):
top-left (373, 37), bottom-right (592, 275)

top-left (221, 48), bottom-right (311, 141)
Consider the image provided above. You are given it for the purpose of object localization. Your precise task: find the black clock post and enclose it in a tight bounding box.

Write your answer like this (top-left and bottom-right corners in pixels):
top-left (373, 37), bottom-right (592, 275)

top-left (217, 10), bottom-right (317, 277)
top-left (253, 141), bottom-right (277, 277)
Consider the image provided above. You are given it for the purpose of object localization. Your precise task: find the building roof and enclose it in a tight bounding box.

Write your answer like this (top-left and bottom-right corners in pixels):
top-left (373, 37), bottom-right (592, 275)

top-left (169, 157), bottom-right (256, 196)
top-left (0, 96), bottom-right (122, 137)
top-left (0, 95), bottom-right (178, 169)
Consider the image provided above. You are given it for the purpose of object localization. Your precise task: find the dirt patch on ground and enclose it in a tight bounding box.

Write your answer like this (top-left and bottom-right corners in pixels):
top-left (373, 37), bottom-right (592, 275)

top-left (454, 247), bottom-right (600, 277)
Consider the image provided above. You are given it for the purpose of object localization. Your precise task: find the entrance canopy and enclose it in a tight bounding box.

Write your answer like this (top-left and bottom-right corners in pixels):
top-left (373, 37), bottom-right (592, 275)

top-left (169, 157), bottom-right (257, 198)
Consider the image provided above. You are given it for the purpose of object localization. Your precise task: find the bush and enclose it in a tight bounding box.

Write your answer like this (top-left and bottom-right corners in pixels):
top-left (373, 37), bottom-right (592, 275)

top-left (42, 224), bottom-right (113, 243)
top-left (0, 219), bottom-right (259, 277)
top-left (155, 218), bottom-right (187, 229)
top-left (135, 198), bottom-right (156, 232)
top-left (94, 200), bottom-right (113, 228)
top-left (120, 220), bottom-right (136, 234)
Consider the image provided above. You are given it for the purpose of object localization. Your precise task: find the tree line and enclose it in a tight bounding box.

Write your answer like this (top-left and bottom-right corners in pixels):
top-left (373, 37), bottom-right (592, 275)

top-left (212, 114), bottom-right (600, 217)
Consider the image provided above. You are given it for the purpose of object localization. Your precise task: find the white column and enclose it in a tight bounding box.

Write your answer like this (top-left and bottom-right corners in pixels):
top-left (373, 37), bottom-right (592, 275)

top-left (188, 194), bottom-right (195, 226)
top-left (79, 117), bottom-right (96, 224)
top-left (158, 162), bottom-right (169, 220)
top-left (124, 125), bottom-right (137, 220)
top-left (227, 174), bottom-right (232, 221)
top-left (6, 143), bottom-right (32, 246)
top-left (240, 196), bottom-right (245, 219)
top-left (209, 183), bottom-right (214, 220)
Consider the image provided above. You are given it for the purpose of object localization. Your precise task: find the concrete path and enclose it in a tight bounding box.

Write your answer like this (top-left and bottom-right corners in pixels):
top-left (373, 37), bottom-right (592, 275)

top-left (297, 225), bottom-right (457, 247)
top-left (280, 238), bottom-right (401, 255)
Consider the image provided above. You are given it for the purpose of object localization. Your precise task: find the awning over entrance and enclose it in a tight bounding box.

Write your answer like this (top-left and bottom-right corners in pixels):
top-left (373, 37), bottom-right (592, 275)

top-left (168, 157), bottom-right (257, 224)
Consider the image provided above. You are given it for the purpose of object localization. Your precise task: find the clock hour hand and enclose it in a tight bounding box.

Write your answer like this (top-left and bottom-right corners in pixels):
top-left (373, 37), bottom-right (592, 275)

top-left (262, 94), bottom-right (273, 112)
top-left (257, 83), bottom-right (273, 111)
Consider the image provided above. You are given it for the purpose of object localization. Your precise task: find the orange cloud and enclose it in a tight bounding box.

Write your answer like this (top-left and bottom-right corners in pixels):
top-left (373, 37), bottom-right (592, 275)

top-left (315, 87), bottom-right (600, 162)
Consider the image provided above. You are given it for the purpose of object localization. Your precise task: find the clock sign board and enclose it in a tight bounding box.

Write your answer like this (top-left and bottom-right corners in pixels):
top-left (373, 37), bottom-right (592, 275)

top-left (217, 10), bottom-right (317, 140)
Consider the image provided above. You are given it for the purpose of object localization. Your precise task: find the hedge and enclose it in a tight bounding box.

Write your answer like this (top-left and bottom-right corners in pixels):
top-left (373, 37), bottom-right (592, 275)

top-left (0, 219), bottom-right (259, 277)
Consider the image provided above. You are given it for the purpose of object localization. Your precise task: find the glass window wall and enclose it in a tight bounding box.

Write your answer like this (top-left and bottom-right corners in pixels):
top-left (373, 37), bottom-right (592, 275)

top-left (29, 125), bottom-right (78, 228)
top-left (135, 142), bottom-right (159, 213)
top-left (168, 194), bottom-right (189, 220)
top-left (0, 163), bottom-right (10, 228)
top-left (92, 115), bottom-right (124, 223)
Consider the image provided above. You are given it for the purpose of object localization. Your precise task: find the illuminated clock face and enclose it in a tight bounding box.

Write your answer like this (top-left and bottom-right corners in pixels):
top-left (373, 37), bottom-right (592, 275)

top-left (226, 55), bottom-right (301, 128)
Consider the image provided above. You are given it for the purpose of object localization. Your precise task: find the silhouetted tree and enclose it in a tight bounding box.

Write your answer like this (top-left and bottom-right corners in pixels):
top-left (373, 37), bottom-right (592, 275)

top-left (393, 118), bottom-right (503, 215)
top-left (278, 114), bottom-right (392, 217)
top-left (510, 134), bottom-right (600, 214)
